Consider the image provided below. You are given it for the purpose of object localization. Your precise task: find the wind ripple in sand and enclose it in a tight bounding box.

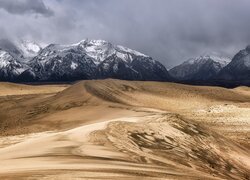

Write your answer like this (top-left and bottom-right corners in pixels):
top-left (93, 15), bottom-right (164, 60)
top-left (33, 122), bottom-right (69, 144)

top-left (1, 110), bottom-right (249, 179)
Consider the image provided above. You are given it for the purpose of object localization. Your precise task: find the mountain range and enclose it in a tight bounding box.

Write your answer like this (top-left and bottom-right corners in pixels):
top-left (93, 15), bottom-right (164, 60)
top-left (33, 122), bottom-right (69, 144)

top-left (0, 39), bottom-right (171, 82)
top-left (0, 38), bottom-right (249, 87)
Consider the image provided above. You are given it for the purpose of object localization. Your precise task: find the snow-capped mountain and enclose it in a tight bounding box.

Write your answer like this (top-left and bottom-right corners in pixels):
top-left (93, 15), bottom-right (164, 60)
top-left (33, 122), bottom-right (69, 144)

top-left (24, 39), bottom-right (171, 81)
top-left (68, 39), bottom-right (149, 65)
top-left (217, 45), bottom-right (250, 83)
top-left (27, 42), bottom-right (98, 81)
top-left (0, 39), bottom-right (31, 81)
top-left (169, 53), bottom-right (231, 81)
top-left (0, 50), bottom-right (28, 81)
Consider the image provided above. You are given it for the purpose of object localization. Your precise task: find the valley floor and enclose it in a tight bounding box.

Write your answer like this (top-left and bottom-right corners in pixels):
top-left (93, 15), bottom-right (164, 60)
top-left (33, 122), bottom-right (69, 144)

top-left (0, 79), bottom-right (249, 179)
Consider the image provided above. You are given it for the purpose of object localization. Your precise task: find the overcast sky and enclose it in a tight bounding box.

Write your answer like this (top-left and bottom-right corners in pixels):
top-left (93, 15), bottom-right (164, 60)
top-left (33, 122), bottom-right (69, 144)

top-left (0, 0), bottom-right (250, 67)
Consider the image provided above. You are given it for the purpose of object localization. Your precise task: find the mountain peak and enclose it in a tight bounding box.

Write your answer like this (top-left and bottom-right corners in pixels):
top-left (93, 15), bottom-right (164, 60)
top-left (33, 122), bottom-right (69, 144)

top-left (68, 39), bottom-right (149, 65)
top-left (185, 53), bottom-right (231, 67)
top-left (246, 45), bottom-right (250, 52)
top-left (217, 45), bottom-right (250, 83)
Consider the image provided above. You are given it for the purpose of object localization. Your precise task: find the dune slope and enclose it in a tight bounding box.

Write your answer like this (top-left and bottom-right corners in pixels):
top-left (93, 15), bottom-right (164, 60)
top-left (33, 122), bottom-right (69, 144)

top-left (0, 79), bottom-right (249, 179)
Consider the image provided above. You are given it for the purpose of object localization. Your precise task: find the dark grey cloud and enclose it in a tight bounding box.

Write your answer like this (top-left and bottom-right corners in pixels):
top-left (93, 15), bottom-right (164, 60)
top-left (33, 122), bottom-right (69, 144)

top-left (0, 0), bottom-right (54, 16)
top-left (1, 0), bottom-right (250, 67)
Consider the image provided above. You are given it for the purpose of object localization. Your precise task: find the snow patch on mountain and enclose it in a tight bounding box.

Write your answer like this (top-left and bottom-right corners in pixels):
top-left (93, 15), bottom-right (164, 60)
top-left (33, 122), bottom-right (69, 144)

top-left (19, 40), bottom-right (42, 58)
top-left (77, 39), bottom-right (116, 64)
top-left (0, 51), bottom-right (11, 68)
top-left (116, 45), bottom-right (148, 58)
top-left (70, 62), bottom-right (78, 70)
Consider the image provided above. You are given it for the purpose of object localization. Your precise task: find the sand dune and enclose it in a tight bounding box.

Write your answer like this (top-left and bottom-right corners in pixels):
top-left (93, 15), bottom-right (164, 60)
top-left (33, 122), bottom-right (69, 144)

top-left (0, 82), bottom-right (68, 96)
top-left (0, 79), bottom-right (249, 179)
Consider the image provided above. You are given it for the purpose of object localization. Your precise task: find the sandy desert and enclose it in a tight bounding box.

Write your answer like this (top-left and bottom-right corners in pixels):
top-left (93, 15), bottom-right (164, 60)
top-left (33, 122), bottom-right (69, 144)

top-left (0, 79), bottom-right (249, 179)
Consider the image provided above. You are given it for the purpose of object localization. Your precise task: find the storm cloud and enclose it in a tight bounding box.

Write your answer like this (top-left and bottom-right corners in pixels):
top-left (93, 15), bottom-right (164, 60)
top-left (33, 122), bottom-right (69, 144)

top-left (0, 0), bottom-right (53, 16)
top-left (1, 0), bottom-right (250, 67)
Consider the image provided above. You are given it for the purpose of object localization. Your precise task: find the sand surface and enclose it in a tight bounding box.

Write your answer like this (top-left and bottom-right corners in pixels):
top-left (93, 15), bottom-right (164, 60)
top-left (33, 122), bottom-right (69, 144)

top-left (0, 79), bottom-right (249, 179)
